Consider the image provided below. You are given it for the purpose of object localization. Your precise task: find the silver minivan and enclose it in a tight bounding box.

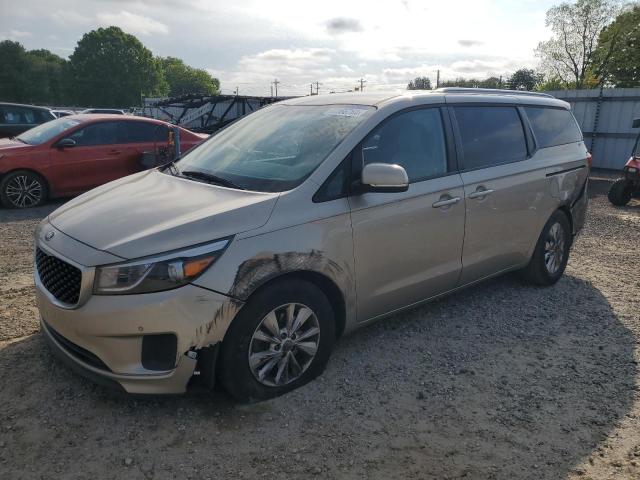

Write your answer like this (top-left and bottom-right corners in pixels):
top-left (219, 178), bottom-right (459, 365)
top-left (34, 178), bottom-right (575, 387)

top-left (34, 89), bottom-right (589, 400)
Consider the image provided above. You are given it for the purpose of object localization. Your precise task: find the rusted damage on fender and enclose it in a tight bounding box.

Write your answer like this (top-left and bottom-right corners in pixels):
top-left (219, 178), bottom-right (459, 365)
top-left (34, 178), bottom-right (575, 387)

top-left (228, 249), bottom-right (349, 300)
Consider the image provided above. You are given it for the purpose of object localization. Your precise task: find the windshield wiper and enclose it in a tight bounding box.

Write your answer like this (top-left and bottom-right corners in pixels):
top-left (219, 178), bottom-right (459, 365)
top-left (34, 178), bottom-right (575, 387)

top-left (11, 137), bottom-right (27, 144)
top-left (180, 170), bottom-right (245, 190)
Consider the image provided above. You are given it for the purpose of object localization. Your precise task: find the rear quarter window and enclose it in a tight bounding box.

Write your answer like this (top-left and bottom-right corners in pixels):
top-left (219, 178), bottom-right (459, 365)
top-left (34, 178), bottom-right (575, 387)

top-left (120, 121), bottom-right (168, 143)
top-left (524, 107), bottom-right (583, 148)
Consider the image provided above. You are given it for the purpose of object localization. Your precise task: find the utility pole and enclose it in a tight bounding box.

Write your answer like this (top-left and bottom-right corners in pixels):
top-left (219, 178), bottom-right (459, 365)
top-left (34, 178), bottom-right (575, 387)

top-left (436, 70), bottom-right (440, 88)
top-left (272, 78), bottom-right (280, 97)
top-left (313, 81), bottom-right (321, 95)
top-left (358, 77), bottom-right (366, 92)
top-left (310, 83), bottom-right (314, 95)
top-left (270, 85), bottom-right (273, 97)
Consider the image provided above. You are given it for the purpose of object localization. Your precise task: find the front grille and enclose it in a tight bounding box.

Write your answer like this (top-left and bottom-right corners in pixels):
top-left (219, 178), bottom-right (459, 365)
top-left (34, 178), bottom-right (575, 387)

top-left (45, 321), bottom-right (111, 372)
top-left (36, 248), bottom-right (82, 305)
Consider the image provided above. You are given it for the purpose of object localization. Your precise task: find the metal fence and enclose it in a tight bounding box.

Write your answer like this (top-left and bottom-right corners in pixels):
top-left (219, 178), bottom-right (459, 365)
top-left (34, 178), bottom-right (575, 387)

top-left (547, 88), bottom-right (640, 170)
top-left (139, 94), bottom-right (284, 134)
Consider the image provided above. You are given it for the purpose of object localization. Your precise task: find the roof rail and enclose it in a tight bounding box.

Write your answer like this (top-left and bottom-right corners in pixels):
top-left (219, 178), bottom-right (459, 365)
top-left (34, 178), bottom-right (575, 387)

top-left (434, 87), bottom-right (554, 98)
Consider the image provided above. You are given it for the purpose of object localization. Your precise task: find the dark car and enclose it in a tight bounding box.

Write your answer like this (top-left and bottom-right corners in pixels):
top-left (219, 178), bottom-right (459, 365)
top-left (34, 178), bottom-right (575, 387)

top-left (0, 103), bottom-right (57, 138)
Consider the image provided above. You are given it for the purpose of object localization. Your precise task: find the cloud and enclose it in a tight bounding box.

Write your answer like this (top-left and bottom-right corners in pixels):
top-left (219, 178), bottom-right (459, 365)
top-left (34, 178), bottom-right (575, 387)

top-left (96, 10), bottom-right (169, 35)
top-left (2, 29), bottom-right (31, 39)
top-left (458, 39), bottom-right (483, 47)
top-left (50, 11), bottom-right (92, 26)
top-left (325, 17), bottom-right (363, 35)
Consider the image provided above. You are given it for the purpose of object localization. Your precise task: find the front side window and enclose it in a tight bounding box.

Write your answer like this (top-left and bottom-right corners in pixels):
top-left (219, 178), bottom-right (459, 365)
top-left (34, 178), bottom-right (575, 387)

top-left (69, 122), bottom-right (120, 146)
top-left (176, 104), bottom-right (374, 192)
top-left (362, 108), bottom-right (447, 183)
top-left (2, 106), bottom-right (35, 124)
top-left (454, 106), bottom-right (527, 170)
top-left (525, 107), bottom-right (583, 148)
top-left (16, 117), bottom-right (81, 145)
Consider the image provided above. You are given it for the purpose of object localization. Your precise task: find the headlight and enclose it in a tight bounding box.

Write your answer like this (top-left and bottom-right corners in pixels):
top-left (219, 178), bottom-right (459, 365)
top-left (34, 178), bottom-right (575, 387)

top-left (94, 238), bottom-right (230, 295)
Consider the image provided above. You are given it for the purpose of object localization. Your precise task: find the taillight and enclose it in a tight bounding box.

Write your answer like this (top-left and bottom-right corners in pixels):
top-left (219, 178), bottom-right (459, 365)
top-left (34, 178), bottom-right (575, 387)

top-left (586, 152), bottom-right (593, 168)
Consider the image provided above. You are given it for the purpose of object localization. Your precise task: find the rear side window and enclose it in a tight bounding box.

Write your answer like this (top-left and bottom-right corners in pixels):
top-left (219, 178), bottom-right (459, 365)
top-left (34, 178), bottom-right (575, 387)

top-left (362, 108), bottom-right (448, 183)
top-left (454, 106), bottom-right (527, 170)
top-left (525, 107), bottom-right (583, 147)
top-left (120, 121), bottom-right (168, 143)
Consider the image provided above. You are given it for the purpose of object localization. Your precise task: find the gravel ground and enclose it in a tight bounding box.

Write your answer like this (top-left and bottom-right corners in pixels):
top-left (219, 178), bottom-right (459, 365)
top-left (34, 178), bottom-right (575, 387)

top-left (0, 179), bottom-right (639, 480)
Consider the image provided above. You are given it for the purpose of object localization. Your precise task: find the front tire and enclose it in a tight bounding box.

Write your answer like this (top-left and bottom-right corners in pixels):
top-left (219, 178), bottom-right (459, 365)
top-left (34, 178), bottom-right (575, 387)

top-left (521, 211), bottom-right (571, 286)
top-left (0, 170), bottom-right (48, 208)
top-left (218, 279), bottom-right (335, 402)
top-left (608, 178), bottom-right (633, 206)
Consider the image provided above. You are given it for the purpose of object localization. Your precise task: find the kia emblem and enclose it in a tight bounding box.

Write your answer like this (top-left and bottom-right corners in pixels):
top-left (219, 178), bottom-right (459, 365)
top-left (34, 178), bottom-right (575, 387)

top-left (45, 231), bottom-right (55, 241)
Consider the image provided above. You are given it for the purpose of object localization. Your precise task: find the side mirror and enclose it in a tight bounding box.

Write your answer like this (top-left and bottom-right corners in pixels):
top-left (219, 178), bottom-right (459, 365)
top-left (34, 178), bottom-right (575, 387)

top-left (56, 138), bottom-right (76, 149)
top-left (361, 163), bottom-right (409, 193)
top-left (632, 118), bottom-right (640, 129)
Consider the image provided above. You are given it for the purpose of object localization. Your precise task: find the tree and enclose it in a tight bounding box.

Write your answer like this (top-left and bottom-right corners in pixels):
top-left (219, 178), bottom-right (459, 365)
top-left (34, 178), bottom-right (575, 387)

top-left (507, 69), bottom-right (543, 90)
top-left (535, 0), bottom-right (620, 89)
top-left (24, 49), bottom-right (67, 104)
top-left (478, 77), bottom-right (504, 89)
top-left (593, 4), bottom-right (640, 87)
top-left (407, 76), bottom-right (432, 90)
top-left (159, 57), bottom-right (220, 97)
top-left (0, 40), bottom-right (30, 102)
top-left (535, 76), bottom-right (569, 91)
top-left (67, 26), bottom-right (167, 107)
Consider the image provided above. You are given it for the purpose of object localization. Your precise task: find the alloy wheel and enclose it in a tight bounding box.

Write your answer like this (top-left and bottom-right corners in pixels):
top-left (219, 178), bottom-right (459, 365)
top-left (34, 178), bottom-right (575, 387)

top-left (248, 303), bottom-right (321, 387)
top-left (544, 222), bottom-right (566, 275)
top-left (5, 175), bottom-right (43, 208)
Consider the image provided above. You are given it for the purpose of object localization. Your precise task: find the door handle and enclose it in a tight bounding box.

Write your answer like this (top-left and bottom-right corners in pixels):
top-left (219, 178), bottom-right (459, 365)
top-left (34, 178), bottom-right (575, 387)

top-left (432, 196), bottom-right (461, 208)
top-left (468, 188), bottom-right (494, 199)
top-left (109, 149), bottom-right (122, 154)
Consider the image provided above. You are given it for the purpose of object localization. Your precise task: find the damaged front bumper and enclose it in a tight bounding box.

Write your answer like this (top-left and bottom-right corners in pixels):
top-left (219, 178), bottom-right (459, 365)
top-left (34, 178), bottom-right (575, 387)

top-left (35, 238), bottom-right (242, 394)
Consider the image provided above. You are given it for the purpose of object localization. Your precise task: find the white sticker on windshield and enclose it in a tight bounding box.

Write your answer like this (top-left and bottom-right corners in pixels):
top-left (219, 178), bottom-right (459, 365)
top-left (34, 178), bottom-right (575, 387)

top-left (324, 107), bottom-right (369, 118)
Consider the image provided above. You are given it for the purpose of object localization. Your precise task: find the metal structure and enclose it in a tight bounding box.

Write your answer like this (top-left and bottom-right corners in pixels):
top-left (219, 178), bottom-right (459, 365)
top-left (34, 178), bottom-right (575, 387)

top-left (547, 88), bottom-right (640, 170)
top-left (138, 94), bottom-right (287, 134)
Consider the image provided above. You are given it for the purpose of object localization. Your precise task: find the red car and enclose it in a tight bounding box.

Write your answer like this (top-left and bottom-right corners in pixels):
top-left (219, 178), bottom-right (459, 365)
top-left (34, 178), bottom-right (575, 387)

top-left (0, 115), bottom-right (206, 208)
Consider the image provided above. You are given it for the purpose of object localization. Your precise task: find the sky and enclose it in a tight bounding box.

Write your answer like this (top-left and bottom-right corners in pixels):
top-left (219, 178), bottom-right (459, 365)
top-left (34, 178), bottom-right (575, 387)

top-left (0, 0), bottom-right (558, 96)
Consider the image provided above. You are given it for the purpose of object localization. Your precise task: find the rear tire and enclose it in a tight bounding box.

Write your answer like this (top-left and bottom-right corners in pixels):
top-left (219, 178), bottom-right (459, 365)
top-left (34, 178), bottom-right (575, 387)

top-left (608, 178), bottom-right (633, 206)
top-left (0, 170), bottom-right (48, 208)
top-left (521, 211), bottom-right (571, 286)
top-left (218, 279), bottom-right (335, 402)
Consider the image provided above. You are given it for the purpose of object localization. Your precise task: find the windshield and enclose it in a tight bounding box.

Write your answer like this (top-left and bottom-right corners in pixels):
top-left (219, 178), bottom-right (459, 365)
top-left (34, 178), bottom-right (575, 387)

top-left (16, 117), bottom-right (81, 145)
top-left (175, 104), bottom-right (374, 192)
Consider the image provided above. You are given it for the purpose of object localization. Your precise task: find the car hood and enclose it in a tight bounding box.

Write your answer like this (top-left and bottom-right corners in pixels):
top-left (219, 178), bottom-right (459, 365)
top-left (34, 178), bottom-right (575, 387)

top-left (48, 170), bottom-right (279, 259)
top-left (0, 137), bottom-right (32, 152)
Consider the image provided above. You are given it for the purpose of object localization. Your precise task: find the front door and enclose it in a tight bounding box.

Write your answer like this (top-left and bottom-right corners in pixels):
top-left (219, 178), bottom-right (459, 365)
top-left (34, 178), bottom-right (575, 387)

top-left (52, 121), bottom-right (131, 194)
top-left (349, 107), bottom-right (465, 322)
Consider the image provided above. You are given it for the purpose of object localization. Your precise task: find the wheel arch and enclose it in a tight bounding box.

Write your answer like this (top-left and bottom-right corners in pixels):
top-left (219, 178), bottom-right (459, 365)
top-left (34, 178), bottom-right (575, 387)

top-left (557, 204), bottom-right (574, 235)
top-left (1, 168), bottom-right (51, 189)
top-left (229, 270), bottom-right (347, 340)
